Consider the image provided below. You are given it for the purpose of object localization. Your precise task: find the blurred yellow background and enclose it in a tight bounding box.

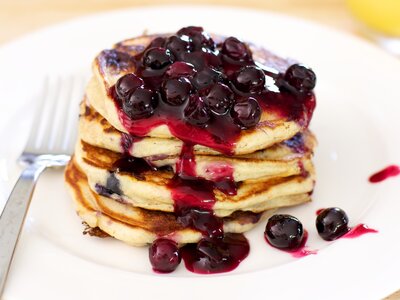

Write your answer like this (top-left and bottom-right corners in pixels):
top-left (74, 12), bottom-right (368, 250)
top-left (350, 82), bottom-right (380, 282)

top-left (347, 0), bottom-right (400, 36)
top-left (0, 0), bottom-right (356, 44)
top-left (3, 0), bottom-right (399, 46)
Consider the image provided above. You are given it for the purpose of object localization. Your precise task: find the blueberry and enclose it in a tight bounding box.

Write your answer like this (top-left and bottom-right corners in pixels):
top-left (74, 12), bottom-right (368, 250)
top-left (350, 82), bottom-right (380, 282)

top-left (115, 73), bottom-right (144, 100)
top-left (149, 238), bottom-right (181, 273)
top-left (177, 26), bottom-right (215, 50)
top-left (192, 67), bottom-right (225, 90)
top-left (101, 49), bottom-right (132, 70)
top-left (177, 208), bottom-right (223, 239)
top-left (143, 47), bottom-right (174, 70)
top-left (284, 64), bottom-right (316, 92)
top-left (231, 97), bottom-right (261, 129)
top-left (166, 61), bottom-right (196, 78)
top-left (265, 214), bottom-right (304, 250)
top-left (204, 83), bottom-right (234, 115)
top-left (233, 66), bottom-right (265, 93)
top-left (222, 37), bottom-right (250, 60)
top-left (162, 77), bottom-right (192, 106)
top-left (184, 95), bottom-right (211, 127)
top-left (165, 35), bottom-right (192, 58)
top-left (201, 49), bottom-right (222, 68)
top-left (147, 37), bottom-right (166, 49)
top-left (122, 87), bottom-right (157, 119)
top-left (197, 239), bottom-right (230, 263)
top-left (316, 207), bottom-right (350, 241)
top-left (181, 51), bottom-right (207, 70)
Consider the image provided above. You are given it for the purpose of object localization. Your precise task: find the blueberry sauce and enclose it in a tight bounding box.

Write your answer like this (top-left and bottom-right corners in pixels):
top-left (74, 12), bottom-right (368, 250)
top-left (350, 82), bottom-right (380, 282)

top-left (172, 141), bottom-right (237, 198)
top-left (120, 132), bottom-right (142, 154)
top-left (256, 89), bottom-right (316, 128)
top-left (169, 177), bottom-right (216, 212)
top-left (169, 172), bottom-right (247, 273)
top-left (176, 208), bottom-right (223, 239)
top-left (163, 137), bottom-right (250, 273)
top-left (181, 233), bottom-right (250, 274)
top-left (285, 231), bottom-right (317, 258)
top-left (112, 87), bottom-right (241, 154)
top-left (105, 27), bottom-right (316, 155)
top-left (265, 229), bottom-right (317, 258)
top-left (170, 142), bottom-right (236, 238)
top-left (297, 161), bottom-right (308, 178)
top-left (175, 143), bottom-right (197, 179)
top-left (368, 165), bottom-right (400, 183)
top-left (94, 157), bottom-right (157, 196)
top-left (342, 224), bottom-right (378, 238)
top-left (112, 156), bottom-right (156, 180)
top-left (207, 163), bottom-right (237, 196)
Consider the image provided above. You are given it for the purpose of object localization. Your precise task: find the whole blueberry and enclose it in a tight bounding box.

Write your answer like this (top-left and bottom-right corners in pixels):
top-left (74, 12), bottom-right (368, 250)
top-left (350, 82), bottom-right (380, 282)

top-left (143, 47), bottom-right (174, 70)
top-left (162, 77), bottom-right (192, 106)
top-left (165, 35), bottom-right (192, 58)
top-left (204, 83), bottom-right (234, 115)
top-left (192, 67), bottom-right (225, 90)
top-left (122, 87), bottom-right (158, 119)
top-left (231, 97), bottom-right (261, 129)
top-left (166, 61), bottom-right (196, 78)
top-left (284, 64), bottom-right (316, 92)
top-left (149, 238), bottom-right (181, 273)
top-left (316, 207), bottom-right (350, 241)
top-left (222, 37), bottom-right (250, 61)
top-left (177, 26), bottom-right (215, 50)
top-left (196, 238), bottom-right (230, 263)
top-left (177, 208), bottom-right (223, 239)
top-left (147, 37), bottom-right (166, 49)
top-left (265, 214), bottom-right (304, 250)
top-left (233, 66), bottom-right (265, 93)
top-left (184, 95), bottom-right (211, 127)
top-left (181, 51), bottom-right (207, 70)
top-left (115, 73), bottom-right (144, 100)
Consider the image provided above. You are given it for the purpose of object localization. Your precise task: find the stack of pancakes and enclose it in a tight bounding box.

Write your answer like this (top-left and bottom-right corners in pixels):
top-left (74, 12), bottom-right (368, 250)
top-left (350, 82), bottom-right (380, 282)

top-left (65, 34), bottom-right (317, 246)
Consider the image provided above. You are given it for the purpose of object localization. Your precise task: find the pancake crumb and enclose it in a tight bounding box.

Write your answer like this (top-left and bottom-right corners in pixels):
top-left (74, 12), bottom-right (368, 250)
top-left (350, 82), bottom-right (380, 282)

top-left (82, 221), bottom-right (110, 238)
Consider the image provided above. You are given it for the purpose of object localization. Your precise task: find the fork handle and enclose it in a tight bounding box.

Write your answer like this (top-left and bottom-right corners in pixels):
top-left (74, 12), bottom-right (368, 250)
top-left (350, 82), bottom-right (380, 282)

top-left (0, 164), bottom-right (46, 295)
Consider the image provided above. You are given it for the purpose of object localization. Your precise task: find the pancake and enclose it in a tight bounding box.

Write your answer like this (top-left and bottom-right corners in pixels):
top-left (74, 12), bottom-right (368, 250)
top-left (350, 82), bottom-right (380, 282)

top-left (87, 34), bottom-right (315, 155)
top-left (65, 159), bottom-right (286, 246)
top-left (74, 139), bottom-right (314, 217)
top-left (64, 27), bottom-right (318, 260)
top-left (79, 101), bottom-right (316, 182)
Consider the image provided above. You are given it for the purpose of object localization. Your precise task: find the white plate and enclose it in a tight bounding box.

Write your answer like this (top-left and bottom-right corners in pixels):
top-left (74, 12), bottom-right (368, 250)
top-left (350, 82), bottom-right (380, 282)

top-left (1, 5), bottom-right (400, 300)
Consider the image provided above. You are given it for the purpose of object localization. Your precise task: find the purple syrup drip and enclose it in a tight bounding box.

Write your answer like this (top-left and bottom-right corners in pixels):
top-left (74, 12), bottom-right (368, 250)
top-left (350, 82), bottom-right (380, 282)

top-left (265, 230), bottom-right (317, 258)
top-left (112, 156), bottom-right (156, 180)
top-left (120, 133), bottom-right (142, 154)
top-left (181, 233), bottom-right (250, 274)
top-left (369, 165), bottom-right (400, 183)
top-left (343, 224), bottom-right (378, 238)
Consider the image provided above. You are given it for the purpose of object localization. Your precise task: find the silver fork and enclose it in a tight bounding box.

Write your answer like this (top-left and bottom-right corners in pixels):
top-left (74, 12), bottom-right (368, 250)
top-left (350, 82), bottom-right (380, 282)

top-left (0, 76), bottom-right (81, 295)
